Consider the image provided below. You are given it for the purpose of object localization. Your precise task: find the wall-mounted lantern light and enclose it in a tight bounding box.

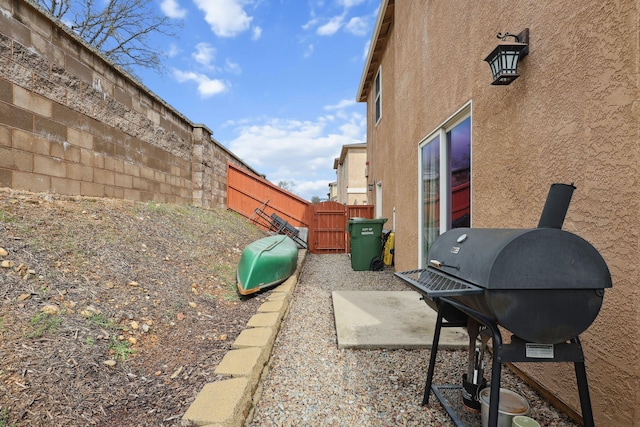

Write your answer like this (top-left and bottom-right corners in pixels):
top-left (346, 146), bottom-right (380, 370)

top-left (368, 184), bottom-right (374, 191)
top-left (484, 28), bottom-right (529, 85)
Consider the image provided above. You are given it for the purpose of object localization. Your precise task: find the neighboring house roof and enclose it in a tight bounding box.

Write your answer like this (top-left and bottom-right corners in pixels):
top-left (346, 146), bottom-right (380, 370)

top-left (357, 0), bottom-right (395, 102)
top-left (334, 143), bottom-right (367, 169)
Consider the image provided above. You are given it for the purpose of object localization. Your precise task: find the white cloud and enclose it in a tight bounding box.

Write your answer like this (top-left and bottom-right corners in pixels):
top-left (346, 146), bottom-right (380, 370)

top-left (303, 44), bottom-right (314, 58)
top-left (301, 18), bottom-right (319, 31)
top-left (251, 26), bottom-right (262, 40)
top-left (305, 6), bottom-right (371, 38)
top-left (324, 99), bottom-right (356, 111)
top-left (226, 109), bottom-right (366, 200)
top-left (161, 0), bottom-right (187, 18)
top-left (225, 58), bottom-right (242, 74)
top-left (193, 42), bottom-right (216, 66)
top-left (199, 79), bottom-right (228, 96)
top-left (166, 44), bottom-right (181, 58)
top-left (193, 0), bottom-right (253, 38)
top-left (295, 180), bottom-right (333, 200)
top-left (337, 0), bottom-right (365, 9)
top-left (172, 69), bottom-right (228, 97)
top-left (345, 16), bottom-right (368, 36)
top-left (317, 15), bottom-right (345, 36)
top-left (337, 118), bottom-right (364, 138)
top-left (361, 40), bottom-right (371, 61)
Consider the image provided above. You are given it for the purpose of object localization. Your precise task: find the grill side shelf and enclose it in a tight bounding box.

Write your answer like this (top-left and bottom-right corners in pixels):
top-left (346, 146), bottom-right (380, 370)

top-left (395, 268), bottom-right (483, 298)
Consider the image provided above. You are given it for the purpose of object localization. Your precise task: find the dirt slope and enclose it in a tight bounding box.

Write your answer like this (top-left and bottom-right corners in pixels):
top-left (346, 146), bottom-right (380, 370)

top-left (0, 188), bottom-right (272, 426)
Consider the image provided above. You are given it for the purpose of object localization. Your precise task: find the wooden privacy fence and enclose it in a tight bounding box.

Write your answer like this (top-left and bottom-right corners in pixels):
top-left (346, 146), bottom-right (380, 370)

top-left (226, 163), bottom-right (374, 253)
top-left (227, 163), bottom-right (310, 228)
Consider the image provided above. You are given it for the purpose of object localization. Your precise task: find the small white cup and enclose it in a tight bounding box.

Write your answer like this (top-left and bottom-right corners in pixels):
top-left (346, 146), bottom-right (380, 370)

top-left (512, 415), bottom-right (541, 427)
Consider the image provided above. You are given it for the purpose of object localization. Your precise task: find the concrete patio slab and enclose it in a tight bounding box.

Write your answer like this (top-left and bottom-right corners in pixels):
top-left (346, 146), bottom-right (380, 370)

top-left (332, 290), bottom-right (469, 349)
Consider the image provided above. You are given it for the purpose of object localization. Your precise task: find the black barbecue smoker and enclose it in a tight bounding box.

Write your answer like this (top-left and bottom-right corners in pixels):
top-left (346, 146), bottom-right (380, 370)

top-left (396, 183), bottom-right (612, 427)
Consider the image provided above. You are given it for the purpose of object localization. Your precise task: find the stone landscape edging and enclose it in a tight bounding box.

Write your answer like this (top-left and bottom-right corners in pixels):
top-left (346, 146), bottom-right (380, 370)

top-left (181, 249), bottom-right (307, 427)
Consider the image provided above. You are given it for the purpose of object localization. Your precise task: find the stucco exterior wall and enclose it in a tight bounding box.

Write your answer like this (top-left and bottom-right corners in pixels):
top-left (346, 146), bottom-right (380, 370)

top-left (334, 144), bottom-right (367, 205)
top-left (346, 149), bottom-right (366, 205)
top-left (360, 1), bottom-right (638, 425)
top-left (0, 0), bottom-right (254, 209)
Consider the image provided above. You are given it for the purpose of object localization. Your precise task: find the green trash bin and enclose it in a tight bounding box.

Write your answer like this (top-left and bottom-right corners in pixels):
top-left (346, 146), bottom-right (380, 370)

top-left (347, 217), bottom-right (388, 271)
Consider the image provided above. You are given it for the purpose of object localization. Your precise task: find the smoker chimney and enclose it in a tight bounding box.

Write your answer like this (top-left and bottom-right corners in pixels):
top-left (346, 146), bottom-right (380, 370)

top-left (537, 183), bottom-right (576, 229)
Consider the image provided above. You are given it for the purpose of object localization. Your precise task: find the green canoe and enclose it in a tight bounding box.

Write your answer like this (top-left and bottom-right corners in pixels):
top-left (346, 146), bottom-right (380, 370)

top-left (236, 235), bottom-right (299, 295)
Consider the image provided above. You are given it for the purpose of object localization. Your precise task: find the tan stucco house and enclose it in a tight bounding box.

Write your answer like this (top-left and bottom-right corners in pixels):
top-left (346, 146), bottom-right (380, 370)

top-left (332, 143), bottom-right (368, 205)
top-left (357, 1), bottom-right (637, 425)
top-left (328, 181), bottom-right (338, 202)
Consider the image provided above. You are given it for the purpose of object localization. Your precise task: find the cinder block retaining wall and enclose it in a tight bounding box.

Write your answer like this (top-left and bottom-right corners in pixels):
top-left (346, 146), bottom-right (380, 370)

top-left (0, 0), bottom-right (254, 209)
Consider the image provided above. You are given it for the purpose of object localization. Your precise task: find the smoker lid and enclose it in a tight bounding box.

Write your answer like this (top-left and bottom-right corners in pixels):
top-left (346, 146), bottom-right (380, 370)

top-left (427, 227), bottom-right (612, 290)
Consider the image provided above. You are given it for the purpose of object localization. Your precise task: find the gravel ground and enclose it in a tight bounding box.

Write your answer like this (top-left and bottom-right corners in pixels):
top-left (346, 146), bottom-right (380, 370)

top-left (248, 253), bottom-right (579, 427)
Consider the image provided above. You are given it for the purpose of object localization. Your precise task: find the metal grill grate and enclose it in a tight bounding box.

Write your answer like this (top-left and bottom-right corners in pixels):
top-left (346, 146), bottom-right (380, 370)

top-left (395, 268), bottom-right (483, 298)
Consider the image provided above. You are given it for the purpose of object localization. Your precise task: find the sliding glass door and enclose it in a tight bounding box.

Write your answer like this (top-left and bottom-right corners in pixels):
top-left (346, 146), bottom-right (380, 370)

top-left (419, 110), bottom-right (471, 267)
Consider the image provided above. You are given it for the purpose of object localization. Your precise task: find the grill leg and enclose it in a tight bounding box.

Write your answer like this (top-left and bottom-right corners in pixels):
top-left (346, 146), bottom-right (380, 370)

top-left (488, 323), bottom-right (503, 427)
top-left (422, 307), bottom-right (445, 405)
top-left (573, 338), bottom-right (595, 427)
top-left (466, 320), bottom-right (480, 380)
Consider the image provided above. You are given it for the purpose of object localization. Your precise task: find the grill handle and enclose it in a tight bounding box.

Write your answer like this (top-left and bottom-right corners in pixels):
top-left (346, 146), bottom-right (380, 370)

top-left (537, 183), bottom-right (576, 229)
top-left (429, 259), bottom-right (459, 270)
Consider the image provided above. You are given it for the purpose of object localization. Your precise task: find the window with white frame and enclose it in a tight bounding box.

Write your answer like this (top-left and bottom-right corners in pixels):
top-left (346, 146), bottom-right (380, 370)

top-left (419, 106), bottom-right (471, 267)
top-left (374, 67), bottom-right (382, 124)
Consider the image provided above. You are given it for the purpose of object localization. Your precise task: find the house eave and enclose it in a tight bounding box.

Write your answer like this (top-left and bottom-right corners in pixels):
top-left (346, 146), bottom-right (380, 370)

top-left (356, 0), bottom-right (395, 103)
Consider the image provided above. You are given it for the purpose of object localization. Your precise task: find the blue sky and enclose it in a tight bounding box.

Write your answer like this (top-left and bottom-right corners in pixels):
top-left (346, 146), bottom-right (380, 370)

top-left (134, 0), bottom-right (379, 201)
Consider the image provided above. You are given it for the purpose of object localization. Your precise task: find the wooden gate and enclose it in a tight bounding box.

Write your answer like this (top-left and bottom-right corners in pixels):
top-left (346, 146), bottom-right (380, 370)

top-left (309, 201), bottom-right (346, 253)
top-left (308, 202), bottom-right (374, 253)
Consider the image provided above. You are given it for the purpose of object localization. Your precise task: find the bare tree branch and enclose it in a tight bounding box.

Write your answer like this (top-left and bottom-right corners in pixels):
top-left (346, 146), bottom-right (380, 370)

top-left (36, 0), bottom-right (70, 18)
top-left (34, 0), bottom-right (181, 73)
